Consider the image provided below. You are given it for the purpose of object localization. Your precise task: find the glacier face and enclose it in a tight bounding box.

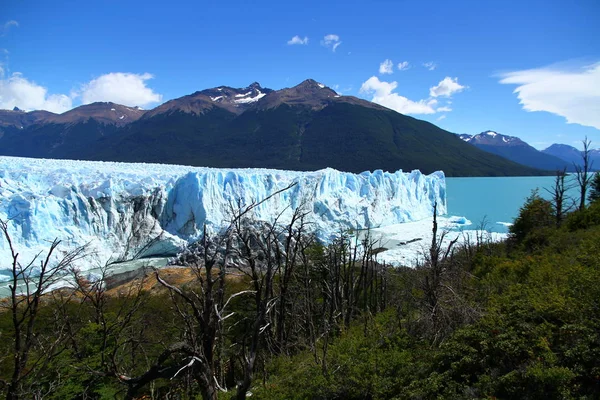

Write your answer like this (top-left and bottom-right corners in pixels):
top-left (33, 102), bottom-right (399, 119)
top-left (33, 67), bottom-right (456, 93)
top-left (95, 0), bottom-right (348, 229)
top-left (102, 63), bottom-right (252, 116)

top-left (0, 156), bottom-right (445, 276)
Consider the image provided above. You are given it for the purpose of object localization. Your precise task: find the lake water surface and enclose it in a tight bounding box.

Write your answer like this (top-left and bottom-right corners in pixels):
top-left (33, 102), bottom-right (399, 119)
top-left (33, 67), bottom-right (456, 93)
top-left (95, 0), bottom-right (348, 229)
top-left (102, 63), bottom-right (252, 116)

top-left (445, 175), bottom-right (580, 233)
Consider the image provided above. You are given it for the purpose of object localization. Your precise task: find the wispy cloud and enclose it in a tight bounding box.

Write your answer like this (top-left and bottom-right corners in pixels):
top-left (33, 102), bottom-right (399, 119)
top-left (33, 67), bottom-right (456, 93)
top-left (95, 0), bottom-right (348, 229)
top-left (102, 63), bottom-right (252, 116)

top-left (321, 34), bottom-right (341, 52)
top-left (437, 115), bottom-right (446, 121)
top-left (423, 61), bottom-right (437, 71)
top-left (1, 20), bottom-right (18, 36)
top-left (287, 35), bottom-right (309, 45)
top-left (379, 59), bottom-right (393, 74)
top-left (359, 76), bottom-right (467, 115)
top-left (429, 77), bottom-right (467, 97)
top-left (0, 20), bottom-right (19, 36)
top-left (397, 61), bottom-right (410, 71)
top-left (333, 84), bottom-right (353, 95)
top-left (498, 62), bottom-right (600, 130)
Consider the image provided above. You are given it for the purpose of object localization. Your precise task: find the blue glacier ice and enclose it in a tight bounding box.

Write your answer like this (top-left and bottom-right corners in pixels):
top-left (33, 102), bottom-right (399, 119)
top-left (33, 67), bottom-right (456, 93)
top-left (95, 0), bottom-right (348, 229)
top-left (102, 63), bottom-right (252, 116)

top-left (0, 156), bottom-right (446, 275)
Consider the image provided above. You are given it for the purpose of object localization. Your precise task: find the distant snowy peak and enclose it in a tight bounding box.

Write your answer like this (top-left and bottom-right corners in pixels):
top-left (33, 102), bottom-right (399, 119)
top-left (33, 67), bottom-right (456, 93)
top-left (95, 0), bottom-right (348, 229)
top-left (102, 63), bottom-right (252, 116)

top-left (457, 131), bottom-right (580, 172)
top-left (465, 131), bottom-right (526, 147)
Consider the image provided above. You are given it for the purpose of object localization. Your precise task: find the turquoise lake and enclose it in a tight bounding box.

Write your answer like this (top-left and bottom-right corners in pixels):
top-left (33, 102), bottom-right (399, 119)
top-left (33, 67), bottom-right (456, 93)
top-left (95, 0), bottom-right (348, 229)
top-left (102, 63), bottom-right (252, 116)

top-left (445, 175), bottom-right (580, 233)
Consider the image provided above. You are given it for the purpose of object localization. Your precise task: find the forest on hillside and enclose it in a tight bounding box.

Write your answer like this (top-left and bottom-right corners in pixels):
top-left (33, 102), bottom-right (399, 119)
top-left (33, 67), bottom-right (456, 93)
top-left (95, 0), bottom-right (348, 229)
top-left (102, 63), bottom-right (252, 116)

top-left (1, 169), bottom-right (600, 400)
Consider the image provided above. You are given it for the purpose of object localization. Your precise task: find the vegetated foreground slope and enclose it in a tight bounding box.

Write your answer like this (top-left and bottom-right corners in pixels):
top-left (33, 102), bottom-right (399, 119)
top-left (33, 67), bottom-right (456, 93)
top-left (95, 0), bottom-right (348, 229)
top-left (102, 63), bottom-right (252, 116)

top-left (0, 80), bottom-right (548, 176)
top-left (1, 183), bottom-right (599, 399)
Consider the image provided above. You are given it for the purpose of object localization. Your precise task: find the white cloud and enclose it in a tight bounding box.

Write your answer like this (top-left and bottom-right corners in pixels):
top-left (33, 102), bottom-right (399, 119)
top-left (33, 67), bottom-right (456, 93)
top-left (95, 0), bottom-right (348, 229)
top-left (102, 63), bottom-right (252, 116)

top-left (359, 76), bottom-right (437, 115)
top-left (423, 61), bottom-right (437, 71)
top-left (437, 115), bottom-right (446, 121)
top-left (498, 62), bottom-right (600, 130)
top-left (379, 59), bottom-right (393, 74)
top-left (360, 76), bottom-right (467, 115)
top-left (0, 72), bottom-right (72, 113)
top-left (321, 34), bottom-right (341, 52)
top-left (1, 20), bottom-right (18, 36)
top-left (0, 70), bottom-right (163, 113)
top-left (397, 61), bottom-right (410, 71)
top-left (429, 77), bottom-right (467, 97)
top-left (287, 35), bottom-right (308, 45)
top-left (79, 72), bottom-right (162, 107)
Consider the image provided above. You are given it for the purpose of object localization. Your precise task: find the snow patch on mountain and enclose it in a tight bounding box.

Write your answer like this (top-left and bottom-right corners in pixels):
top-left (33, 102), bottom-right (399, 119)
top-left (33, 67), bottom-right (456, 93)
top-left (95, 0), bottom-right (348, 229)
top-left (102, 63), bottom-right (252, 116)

top-left (0, 156), bottom-right (446, 276)
top-left (234, 91), bottom-right (266, 104)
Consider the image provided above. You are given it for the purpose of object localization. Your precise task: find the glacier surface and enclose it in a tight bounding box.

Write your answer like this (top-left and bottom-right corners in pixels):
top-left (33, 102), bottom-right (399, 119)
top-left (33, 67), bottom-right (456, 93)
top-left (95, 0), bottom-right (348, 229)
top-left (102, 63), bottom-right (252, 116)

top-left (0, 156), bottom-right (446, 276)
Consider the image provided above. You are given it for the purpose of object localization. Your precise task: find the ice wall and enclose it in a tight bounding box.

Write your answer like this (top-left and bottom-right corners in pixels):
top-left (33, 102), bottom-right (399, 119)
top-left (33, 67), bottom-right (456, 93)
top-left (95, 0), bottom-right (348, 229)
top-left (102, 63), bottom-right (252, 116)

top-left (0, 156), bottom-right (445, 275)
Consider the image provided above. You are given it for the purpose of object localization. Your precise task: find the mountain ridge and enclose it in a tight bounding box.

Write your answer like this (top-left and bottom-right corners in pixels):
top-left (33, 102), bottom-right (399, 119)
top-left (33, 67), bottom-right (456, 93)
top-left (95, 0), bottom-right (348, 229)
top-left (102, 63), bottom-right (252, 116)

top-left (0, 80), bottom-right (549, 177)
top-left (542, 143), bottom-right (600, 170)
top-left (459, 131), bottom-right (574, 172)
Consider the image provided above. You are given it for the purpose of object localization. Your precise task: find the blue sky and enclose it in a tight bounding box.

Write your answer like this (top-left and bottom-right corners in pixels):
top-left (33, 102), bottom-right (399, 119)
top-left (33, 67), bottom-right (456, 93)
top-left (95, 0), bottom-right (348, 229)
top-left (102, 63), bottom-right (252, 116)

top-left (1, 0), bottom-right (599, 149)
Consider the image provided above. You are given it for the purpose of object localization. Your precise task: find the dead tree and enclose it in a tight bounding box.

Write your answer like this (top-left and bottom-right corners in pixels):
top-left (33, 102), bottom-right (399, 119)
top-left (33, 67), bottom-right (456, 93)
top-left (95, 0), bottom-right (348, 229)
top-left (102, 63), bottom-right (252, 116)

top-left (545, 167), bottom-right (574, 226)
top-left (152, 183), bottom-right (297, 400)
top-left (0, 218), bottom-right (87, 400)
top-left (153, 226), bottom-right (232, 400)
top-left (574, 137), bottom-right (594, 211)
top-left (416, 202), bottom-right (467, 344)
top-left (230, 217), bottom-right (277, 400)
top-left (273, 205), bottom-right (311, 355)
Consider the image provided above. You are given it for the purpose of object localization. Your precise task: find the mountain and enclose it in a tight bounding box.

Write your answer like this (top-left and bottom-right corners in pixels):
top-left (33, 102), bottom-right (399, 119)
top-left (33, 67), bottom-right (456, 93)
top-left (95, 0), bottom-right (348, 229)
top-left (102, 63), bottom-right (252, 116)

top-left (0, 102), bottom-right (146, 159)
top-left (0, 109), bottom-right (55, 129)
top-left (0, 80), bottom-right (548, 177)
top-left (0, 102), bottom-right (145, 129)
top-left (459, 131), bottom-right (571, 172)
top-left (542, 144), bottom-right (600, 170)
top-left (142, 82), bottom-right (274, 118)
top-left (51, 102), bottom-right (146, 125)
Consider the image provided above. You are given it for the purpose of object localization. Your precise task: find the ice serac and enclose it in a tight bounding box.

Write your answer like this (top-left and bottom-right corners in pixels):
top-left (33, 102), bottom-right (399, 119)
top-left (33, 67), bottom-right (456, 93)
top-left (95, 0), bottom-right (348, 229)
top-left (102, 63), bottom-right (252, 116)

top-left (0, 157), bottom-right (445, 274)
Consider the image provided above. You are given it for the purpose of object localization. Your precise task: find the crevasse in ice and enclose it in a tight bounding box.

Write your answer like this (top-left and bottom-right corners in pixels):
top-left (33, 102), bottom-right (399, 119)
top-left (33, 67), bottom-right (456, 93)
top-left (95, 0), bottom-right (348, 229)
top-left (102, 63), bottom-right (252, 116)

top-left (0, 156), bottom-right (445, 275)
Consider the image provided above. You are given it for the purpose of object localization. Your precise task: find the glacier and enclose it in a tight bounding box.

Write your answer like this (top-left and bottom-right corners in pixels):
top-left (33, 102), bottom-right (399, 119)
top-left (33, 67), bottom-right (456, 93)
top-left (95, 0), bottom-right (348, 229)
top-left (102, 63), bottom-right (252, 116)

top-left (0, 156), bottom-right (446, 278)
